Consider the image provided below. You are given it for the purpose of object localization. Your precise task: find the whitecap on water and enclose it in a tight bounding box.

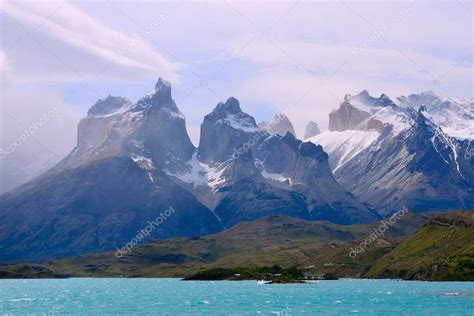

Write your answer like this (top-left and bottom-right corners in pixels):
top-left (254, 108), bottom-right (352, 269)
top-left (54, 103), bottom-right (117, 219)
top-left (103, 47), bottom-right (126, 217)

top-left (10, 298), bottom-right (35, 302)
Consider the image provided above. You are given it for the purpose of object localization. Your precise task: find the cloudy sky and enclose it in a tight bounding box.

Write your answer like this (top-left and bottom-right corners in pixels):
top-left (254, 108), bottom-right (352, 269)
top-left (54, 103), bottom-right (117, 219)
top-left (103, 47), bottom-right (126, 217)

top-left (1, 0), bottom-right (472, 161)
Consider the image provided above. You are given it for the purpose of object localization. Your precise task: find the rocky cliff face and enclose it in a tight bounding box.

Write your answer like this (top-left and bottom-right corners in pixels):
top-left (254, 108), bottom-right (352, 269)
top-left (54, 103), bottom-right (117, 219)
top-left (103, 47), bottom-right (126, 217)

top-left (328, 101), bottom-right (371, 131)
top-left (254, 133), bottom-right (379, 224)
top-left (259, 114), bottom-right (296, 137)
top-left (304, 121), bottom-right (321, 139)
top-left (65, 78), bottom-right (195, 175)
top-left (213, 150), bottom-right (310, 227)
top-left (197, 97), bottom-right (259, 164)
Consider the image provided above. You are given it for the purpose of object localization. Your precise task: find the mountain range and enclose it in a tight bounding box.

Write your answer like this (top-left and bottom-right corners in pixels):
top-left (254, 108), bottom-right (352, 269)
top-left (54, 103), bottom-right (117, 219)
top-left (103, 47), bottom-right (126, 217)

top-left (0, 79), bottom-right (472, 262)
top-left (309, 90), bottom-right (473, 215)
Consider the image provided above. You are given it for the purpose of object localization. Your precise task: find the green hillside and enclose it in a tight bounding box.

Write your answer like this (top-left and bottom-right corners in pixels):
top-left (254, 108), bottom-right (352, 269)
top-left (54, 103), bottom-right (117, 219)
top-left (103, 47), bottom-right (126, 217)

top-left (367, 211), bottom-right (474, 281)
top-left (1, 211), bottom-right (472, 281)
top-left (0, 212), bottom-right (426, 278)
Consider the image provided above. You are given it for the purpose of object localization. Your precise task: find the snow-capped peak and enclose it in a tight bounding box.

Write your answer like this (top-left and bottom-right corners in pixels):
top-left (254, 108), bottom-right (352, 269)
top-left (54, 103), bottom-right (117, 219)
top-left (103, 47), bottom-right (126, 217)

top-left (128, 77), bottom-right (185, 121)
top-left (155, 77), bottom-right (171, 92)
top-left (207, 97), bottom-right (259, 133)
top-left (336, 89), bottom-right (471, 139)
top-left (345, 90), bottom-right (396, 112)
top-left (215, 97), bottom-right (242, 114)
top-left (419, 104), bottom-right (429, 116)
top-left (397, 91), bottom-right (474, 140)
top-left (87, 96), bottom-right (133, 117)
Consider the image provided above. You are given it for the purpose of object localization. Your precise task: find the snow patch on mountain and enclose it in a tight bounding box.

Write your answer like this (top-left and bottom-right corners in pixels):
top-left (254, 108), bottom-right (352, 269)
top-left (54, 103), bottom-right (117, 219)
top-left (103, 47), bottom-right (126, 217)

top-left (370, 106), bottom-right (413, 136)
top-left (163, 107), bottom-right (185, 120)
top-left (345, 93), bottom-right (377, 114)
top-left (169, 152), bottom-right (226, 190)
top-left (261, 170), bottom-right (293, 185)
top-left (310, 130), bottom-right (380, 172)
top-left (218, 113), bottom-right (259, 132)
top-left (131, 154), bottom-right (155, 182)
top-left (87, 96), bottom-right (133, 118)
top-left (345, 91), bottom-right (395, 113)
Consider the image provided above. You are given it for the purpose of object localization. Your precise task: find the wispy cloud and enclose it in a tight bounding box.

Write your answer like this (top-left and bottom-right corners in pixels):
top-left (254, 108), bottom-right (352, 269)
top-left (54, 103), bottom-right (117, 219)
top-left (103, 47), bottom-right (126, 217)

top-left (1, 0), bottom-right (182, 82)
top-left (228, 39), bottom-right (472, 84)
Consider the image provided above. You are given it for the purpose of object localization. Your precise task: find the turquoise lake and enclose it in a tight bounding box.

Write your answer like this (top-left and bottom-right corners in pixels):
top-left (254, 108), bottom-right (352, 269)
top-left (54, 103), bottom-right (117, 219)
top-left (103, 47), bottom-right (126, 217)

top-left (0, 279), bottom-right (472, 315)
